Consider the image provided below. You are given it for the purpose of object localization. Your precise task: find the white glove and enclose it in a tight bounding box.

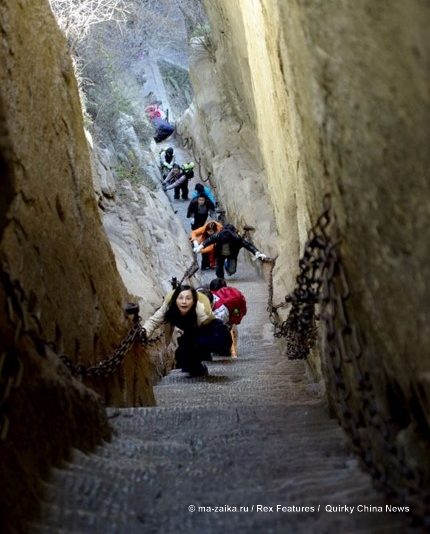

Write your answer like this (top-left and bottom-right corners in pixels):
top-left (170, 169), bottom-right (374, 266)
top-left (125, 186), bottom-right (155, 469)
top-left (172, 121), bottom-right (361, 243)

top-left (193, 240), bottom-right (199, 248)
top-left (194, 244), bottom-right (203, 254)
top-left (255, 252), bottom-right (267, 261)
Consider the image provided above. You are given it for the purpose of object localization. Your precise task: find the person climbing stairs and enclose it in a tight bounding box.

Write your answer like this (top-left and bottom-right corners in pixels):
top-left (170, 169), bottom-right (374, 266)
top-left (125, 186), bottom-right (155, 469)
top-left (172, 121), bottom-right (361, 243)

top-left (31, 256), bottom-right (413, 533)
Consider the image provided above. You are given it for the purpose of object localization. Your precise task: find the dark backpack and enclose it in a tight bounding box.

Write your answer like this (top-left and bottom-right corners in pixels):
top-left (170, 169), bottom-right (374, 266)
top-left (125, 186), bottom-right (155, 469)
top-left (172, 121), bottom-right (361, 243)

top-left (212, 287), bottom-right (247, 325)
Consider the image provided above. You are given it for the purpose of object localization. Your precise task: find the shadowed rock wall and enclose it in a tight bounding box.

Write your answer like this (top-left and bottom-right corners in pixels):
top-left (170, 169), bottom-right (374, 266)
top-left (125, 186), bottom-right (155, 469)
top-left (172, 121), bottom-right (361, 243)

top-left (0, 1), bottom-right (157, 404)
top-left (0, 1), bottom-right (155, 530)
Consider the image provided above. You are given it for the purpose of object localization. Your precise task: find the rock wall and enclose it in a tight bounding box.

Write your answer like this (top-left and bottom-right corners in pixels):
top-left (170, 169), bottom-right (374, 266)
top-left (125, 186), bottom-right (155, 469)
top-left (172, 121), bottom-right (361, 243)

top-left (90, 136), bottom-right (202, 380)
top-left (0, 0), bottom-right (154, 403)
top-left (0, 1), bottom-right (159, 529)
top-left (1, 0), bottom-right (429, 526)
top-left (183, 0), bottom-right (430, 503)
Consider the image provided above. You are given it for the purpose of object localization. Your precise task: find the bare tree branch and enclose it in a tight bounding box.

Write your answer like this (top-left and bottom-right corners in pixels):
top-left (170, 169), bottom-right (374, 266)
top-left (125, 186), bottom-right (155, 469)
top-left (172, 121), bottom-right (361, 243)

top-left (49, 0), bottom-right (129, 54)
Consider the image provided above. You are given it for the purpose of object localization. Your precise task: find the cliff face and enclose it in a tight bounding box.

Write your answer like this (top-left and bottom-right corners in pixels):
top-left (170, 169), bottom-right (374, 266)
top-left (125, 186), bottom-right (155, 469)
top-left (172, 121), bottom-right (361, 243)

top-left (1, 1), bottom-right (132, 370)
top-left (1, 0), bottom-right (430, 527)
top-left (182, 0), bottom-right (430, 495)
top-left (0, 2), bottom-right (156, 529)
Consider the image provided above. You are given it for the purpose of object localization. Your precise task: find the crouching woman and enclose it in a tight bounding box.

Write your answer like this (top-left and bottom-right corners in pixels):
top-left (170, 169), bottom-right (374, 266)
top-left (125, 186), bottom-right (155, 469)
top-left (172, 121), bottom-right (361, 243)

top-left (142, 284), bottom-right (232, 377)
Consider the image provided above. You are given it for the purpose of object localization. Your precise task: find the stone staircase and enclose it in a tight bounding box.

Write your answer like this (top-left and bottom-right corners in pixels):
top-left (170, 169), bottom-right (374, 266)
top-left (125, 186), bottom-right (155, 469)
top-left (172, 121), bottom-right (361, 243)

top-left (30, 255), bottom-right (414, 533)
top-left (29, 147), bottom-right (418, 533)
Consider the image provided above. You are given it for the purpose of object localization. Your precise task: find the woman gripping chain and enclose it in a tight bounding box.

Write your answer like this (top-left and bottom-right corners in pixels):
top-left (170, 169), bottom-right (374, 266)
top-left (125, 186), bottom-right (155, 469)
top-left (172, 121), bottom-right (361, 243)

top-left (142, 284), bottom-right (232, 377)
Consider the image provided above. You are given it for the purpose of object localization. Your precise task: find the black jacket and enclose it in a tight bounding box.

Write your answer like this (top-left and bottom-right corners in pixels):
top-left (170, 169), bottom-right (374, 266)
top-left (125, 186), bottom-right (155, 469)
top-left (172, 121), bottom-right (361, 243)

top-left (202, 224), bottom-right (258, 259)
top-left (187, 197), bottom-right (216, 230)
top-left (187, 197), bottom-right (215, 218)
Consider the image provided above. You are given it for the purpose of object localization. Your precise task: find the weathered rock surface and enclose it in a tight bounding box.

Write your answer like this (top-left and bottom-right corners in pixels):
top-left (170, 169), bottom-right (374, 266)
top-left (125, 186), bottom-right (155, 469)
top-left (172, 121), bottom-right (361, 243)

top-left (0, 2), bottom-right (185, 530)
top-left (1, 0), bottom-right (430, 531)
top-left (31, 260), bottom-right (416, 534)
top-left (180, 0), bottom-right (430, 503)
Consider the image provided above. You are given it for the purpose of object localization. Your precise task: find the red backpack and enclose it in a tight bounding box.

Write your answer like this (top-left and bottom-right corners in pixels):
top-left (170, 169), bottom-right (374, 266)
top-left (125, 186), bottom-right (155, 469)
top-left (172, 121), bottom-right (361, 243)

top-left (212, 287), bottom-right (247, 325)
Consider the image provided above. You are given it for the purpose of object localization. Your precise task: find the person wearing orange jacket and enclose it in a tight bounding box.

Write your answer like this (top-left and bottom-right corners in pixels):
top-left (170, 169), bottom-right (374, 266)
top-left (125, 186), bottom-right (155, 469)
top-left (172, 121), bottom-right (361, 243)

top-left (190, 219), bottom-right (223, 270)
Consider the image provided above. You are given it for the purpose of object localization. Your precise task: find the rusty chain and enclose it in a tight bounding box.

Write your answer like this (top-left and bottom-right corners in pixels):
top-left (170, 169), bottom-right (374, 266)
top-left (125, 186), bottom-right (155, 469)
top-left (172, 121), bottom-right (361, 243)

top-left (6, 254), bottom-right (199, 383)
top-left (319, 202), bottom-right (429, 522)
top-left (267, 193), bottom-right (429, 523)
top-left (267, 193), bottom-right (333, 359)
top-left (58, 254), bottom-right (201, 378)
top-left (59, 304), bottom-right (164, 379)
top-left (0, 272), bottom-right (168, 438)
top-left (179, 258), bottom-right (200, 285)
top-left (174, 127), bottom-right (212, 183)
top-left (60, 321), bottom-right (144, 379)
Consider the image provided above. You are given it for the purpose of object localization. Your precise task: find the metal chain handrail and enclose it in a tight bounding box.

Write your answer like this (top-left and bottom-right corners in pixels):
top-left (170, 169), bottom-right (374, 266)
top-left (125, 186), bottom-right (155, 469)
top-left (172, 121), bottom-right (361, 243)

top-left (60, 255), bottom-right (201, 379)
top-left (318, 204), bottom-right (429, 523)
top-left (59, 304), bottom-right (163, 378)
top-left (266, 193), bottom-right (430, 523)
top-left (179, 258), bottom-right (200, 285)
top-left (266, 193), bottom-right (333, 359)
top-left (174, 126), bottom-right (212, 183)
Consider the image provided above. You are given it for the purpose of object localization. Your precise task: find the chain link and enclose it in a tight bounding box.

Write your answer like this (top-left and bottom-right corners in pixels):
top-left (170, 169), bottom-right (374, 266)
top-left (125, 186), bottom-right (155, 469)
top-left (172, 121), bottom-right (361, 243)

top-left (60, 321), bottom-right (141, 378)
top-left (59, 255), bottom-right (202, 379)
top-left (59, 305), bottom-right (163, 379)
top-left (267, 193), bottom-right (333, 359)
top-left (174, 128), bottom-right (211, 183)
top-left (267, 193), bottom-right (429, 522)
top-left (179, 258), bottom-right (200, 285)
top-left (320, 209), bottom-right (429, 521)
